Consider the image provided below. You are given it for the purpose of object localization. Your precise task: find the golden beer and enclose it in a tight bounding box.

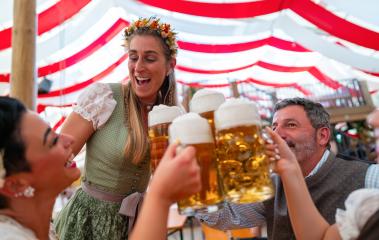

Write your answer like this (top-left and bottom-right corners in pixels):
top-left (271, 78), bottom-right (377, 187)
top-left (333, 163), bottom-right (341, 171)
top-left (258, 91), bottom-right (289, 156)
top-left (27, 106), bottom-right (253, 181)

top-left (148, 105), bottom-right (183, 173)
top-left (148, 122), bottom-right (170, 172)
top-left (199, 111), bottom-right (216, 141)
top-left (169, 113), bottom-right (224, 215)
top-left (177, 142), bottom-right (223, 214)
top-left (216, 125), bottom-right (273, 203)
top-left (215, 98), bottom-right (274, 203)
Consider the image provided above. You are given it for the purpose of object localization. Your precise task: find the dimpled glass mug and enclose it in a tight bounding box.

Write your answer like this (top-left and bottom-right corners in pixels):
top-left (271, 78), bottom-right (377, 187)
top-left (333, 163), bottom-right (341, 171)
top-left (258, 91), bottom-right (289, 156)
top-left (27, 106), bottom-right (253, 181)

top-left (215, 98), bottom-right (274, 203)
top-left (169, 113), bottom-right (224, 215)
top-left (148, 105), bottom-right (183, 173)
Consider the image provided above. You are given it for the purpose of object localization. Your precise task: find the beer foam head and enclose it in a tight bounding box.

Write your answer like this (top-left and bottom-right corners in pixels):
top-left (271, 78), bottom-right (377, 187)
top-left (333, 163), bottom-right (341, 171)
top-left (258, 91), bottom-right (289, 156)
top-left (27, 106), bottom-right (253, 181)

top-left (169, 113), bottom-right (213, 144)
top-left (215, 98), bottom-right (261, 131)
top-left (148, 105), bottom-right (184, 127)
top-left (189, 89), bottom-right (225, 114)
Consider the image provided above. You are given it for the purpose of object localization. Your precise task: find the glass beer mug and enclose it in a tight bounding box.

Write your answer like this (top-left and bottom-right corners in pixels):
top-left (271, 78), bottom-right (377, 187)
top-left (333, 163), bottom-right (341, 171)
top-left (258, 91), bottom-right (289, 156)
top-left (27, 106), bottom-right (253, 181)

top-left (190, 89), bottom-right (225, 139)
top-left (148, 105), bottom-right (183, 173)
top-left (214, 98), bottom-right (274, 203)
top-left (169, 113), bottom-right (223, 215)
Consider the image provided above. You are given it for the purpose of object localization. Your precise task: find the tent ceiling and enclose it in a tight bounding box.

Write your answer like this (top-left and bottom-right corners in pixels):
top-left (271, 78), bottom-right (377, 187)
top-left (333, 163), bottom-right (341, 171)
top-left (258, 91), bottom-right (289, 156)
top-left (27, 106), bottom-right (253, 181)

top-left (0, 0), bottom-right (378, 127)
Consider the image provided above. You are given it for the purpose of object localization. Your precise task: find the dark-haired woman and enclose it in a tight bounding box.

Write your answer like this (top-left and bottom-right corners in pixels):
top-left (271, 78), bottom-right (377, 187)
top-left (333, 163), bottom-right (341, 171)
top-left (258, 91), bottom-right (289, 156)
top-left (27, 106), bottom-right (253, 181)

top-left (0, 96), bottom-right (200, 240)
top-left (0, 96), bottom-right (80, 239)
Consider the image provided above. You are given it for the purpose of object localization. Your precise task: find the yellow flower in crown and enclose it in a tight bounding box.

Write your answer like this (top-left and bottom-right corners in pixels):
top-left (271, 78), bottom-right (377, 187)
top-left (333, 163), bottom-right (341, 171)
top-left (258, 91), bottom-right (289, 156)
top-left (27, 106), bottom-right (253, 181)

top-left (124, 17), bottom-right (178, 57)
top-left (142, 18), bottom-right (149, 26)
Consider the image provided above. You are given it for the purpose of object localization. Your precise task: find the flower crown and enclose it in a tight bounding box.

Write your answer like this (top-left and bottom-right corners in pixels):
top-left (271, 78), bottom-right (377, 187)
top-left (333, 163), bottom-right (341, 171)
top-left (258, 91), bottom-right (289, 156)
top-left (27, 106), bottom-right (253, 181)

top-left (0, 150), bottom-right (5, 188)
top-left (124, 17), bottom-right (178, 57)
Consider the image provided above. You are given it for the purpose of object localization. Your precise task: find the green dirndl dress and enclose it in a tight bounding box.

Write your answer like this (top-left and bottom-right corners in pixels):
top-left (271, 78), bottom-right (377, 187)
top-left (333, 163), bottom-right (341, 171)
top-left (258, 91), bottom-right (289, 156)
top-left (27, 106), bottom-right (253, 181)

top-left (54, 83), bottom-right (150, 240)
top-left (54, 188), bottom-right (129, 240)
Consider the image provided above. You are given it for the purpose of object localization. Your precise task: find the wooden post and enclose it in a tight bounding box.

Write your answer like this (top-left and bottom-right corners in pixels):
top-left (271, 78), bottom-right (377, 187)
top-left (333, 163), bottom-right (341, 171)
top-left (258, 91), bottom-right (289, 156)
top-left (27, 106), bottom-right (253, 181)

top-left (10, 0), bottom-right (37, 110)
top-left (231, 81), bottom-right (240, 98)
top-left (181, 85), bottom-right (191, 112)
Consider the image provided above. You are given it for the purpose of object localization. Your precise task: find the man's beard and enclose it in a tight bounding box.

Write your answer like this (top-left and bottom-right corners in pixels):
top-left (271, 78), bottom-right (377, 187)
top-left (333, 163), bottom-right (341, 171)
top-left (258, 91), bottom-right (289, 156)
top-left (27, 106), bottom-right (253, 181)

top-left (285, 137), bottom-right (317, 163)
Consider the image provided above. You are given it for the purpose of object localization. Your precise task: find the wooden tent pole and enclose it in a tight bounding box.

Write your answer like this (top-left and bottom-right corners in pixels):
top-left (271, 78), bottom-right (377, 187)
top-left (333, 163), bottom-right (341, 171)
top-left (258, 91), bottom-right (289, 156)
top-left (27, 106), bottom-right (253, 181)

top-left (231, 82), bottom-right (240, 98)
top-left (10, 0), bottom-right (37, 110)
top-left (181, 85), bottom-right (191, 112)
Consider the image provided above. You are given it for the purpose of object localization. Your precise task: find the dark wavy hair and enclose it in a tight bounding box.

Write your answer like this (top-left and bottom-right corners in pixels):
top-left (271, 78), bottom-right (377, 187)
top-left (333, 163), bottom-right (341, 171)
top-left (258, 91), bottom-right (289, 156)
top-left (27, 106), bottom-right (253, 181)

top-left (0, 96), bottom-right (31, 208)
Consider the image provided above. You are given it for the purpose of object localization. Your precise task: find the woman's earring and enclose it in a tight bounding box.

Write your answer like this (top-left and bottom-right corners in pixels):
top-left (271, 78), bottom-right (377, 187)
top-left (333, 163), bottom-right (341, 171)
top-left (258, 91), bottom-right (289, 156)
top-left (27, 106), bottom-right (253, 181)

top-left (15, 186), bottom-right (35, 198)
top-left (23, 186), bottom-right (35, 198)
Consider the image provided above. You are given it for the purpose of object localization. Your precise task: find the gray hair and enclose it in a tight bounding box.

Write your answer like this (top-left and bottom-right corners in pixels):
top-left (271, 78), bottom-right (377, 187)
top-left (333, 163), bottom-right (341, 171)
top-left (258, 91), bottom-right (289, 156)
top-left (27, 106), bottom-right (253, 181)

top-left (274, 97), bottom-right (331, 131)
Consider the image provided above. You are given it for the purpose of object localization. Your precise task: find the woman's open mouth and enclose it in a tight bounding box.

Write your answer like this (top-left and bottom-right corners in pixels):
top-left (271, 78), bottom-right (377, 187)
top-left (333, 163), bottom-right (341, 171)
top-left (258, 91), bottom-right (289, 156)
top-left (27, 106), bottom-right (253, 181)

top-left (136, 76), bottom-right (151, 86)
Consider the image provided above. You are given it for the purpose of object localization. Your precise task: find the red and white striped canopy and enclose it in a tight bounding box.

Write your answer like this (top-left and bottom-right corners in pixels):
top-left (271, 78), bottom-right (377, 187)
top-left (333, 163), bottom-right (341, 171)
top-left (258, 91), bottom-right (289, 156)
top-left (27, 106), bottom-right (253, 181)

top-left (1, 0), bottom-right (378, 128)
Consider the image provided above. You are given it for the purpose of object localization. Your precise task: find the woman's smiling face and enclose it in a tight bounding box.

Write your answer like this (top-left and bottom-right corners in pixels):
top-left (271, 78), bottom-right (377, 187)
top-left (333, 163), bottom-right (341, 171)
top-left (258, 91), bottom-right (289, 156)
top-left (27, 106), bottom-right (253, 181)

top-left (21, 112), bottom-right (80, 194)
top-left (128, 35), bottom-right (175, 104)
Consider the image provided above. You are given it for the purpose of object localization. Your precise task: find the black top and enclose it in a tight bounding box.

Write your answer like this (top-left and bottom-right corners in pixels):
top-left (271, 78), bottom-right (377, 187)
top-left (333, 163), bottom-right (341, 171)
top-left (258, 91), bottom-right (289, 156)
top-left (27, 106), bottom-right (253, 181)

top-left (357, 208), bottom-right (379, 240)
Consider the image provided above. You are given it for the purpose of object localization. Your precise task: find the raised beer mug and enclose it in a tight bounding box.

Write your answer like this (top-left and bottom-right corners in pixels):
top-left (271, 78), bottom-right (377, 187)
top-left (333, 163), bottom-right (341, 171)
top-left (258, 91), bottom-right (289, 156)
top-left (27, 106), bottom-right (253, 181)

top-left (190, 89), bottom-right (225, 139)
top-left (169, 113), bottom-right (224, 215)
top-left (215, 98), bottom-right (274, 203)
top-left (148, 105), bottom-right (183, 173)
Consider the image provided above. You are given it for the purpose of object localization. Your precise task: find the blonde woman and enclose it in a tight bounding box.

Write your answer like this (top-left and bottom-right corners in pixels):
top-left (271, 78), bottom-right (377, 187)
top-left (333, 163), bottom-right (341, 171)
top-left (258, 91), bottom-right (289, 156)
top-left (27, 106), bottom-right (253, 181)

top-left (55, 17), bottom-right (179, 239)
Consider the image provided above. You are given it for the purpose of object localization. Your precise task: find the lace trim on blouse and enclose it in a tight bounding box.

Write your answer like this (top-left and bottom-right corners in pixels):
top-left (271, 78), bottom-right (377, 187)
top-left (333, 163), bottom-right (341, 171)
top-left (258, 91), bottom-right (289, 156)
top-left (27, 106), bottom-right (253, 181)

top-left (73, 82), bottom-right (117, 130)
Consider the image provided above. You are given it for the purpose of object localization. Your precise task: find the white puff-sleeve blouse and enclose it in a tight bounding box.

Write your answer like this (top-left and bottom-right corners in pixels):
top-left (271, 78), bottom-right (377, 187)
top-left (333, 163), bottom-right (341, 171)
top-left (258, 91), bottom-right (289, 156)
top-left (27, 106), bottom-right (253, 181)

top-left (336, 188), bottom-right (379, 240)
top-left (73, 82), bottom-right (117, 130)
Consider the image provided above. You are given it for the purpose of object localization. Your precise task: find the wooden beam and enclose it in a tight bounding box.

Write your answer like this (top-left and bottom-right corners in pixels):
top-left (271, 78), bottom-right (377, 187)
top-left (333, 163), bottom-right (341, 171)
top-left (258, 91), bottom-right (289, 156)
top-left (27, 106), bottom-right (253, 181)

top-left (10, 0), bottom-right (37, 110)
top-left (327, 105), bottom-right (374, 123)
top-left (231, 81), bottom-right (240, 98)
top-left (181, 85), bottom-right (191, 112)
top-left (327, 81), bottom-right (375, 123)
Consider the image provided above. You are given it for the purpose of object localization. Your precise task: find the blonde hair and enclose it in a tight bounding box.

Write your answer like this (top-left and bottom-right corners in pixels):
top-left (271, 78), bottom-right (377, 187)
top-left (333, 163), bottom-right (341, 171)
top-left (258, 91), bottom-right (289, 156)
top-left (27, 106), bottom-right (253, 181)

top-left (123, 73), bottom-right (177, 164)
top-left (123, 17), bottom-right (178, 164)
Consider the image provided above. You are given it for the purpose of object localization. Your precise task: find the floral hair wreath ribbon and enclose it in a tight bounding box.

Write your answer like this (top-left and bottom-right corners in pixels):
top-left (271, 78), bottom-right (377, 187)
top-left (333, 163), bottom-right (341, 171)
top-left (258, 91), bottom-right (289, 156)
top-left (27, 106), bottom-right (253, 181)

top-left (0, 149), bottom-right (5, 188)
top-left (124, 17), bottom-right (178, 57)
